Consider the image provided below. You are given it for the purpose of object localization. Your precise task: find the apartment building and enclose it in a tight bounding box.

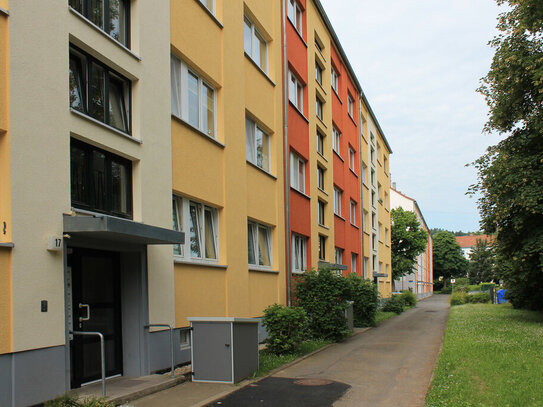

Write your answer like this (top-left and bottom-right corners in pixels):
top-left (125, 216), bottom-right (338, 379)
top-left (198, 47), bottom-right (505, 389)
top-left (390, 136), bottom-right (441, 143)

top-left (0, 1), bottom-right (392, 405)
top-left (390, 187), bottom-right (433, 298)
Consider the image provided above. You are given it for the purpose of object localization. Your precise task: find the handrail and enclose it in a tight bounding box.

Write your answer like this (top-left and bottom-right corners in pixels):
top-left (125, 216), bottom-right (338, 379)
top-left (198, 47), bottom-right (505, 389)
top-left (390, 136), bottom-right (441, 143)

top-left (71, 331), bottom-right (106, 397)
top-left (145, 324), bottom-right (175, 378)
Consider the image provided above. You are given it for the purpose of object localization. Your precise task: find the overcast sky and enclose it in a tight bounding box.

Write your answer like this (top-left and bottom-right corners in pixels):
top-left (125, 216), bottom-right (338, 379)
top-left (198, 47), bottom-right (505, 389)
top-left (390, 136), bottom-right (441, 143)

top-left (320, 0), bottom-right (505, 232)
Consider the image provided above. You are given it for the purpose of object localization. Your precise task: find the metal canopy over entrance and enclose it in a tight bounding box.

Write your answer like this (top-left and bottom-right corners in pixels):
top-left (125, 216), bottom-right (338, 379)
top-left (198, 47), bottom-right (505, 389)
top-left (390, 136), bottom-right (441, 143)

top-left (63, 214), bottom-right (185, 245)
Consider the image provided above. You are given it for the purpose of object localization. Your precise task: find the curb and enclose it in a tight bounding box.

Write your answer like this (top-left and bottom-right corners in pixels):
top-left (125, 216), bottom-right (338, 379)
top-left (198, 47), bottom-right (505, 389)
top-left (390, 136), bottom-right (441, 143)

top-left (108, 375), bottom-right (188, 406)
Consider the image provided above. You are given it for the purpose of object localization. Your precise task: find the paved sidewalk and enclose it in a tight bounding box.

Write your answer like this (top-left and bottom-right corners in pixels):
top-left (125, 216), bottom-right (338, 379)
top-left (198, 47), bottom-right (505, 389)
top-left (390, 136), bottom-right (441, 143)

top-left (134, 295), bottom-right (450, 407)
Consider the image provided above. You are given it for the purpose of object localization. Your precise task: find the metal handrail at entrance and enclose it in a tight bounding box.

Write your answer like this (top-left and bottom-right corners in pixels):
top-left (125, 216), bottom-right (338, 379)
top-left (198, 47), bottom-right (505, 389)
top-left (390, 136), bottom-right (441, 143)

top-left (71, 331), bottom-right (106, 397)
top-left (144, 324), bottom-right (175, 378)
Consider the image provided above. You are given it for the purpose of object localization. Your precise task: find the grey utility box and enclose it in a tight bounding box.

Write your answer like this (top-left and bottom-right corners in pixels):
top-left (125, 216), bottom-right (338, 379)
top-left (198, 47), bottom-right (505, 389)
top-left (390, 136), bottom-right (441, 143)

top-left (188, 317), bottom-right (259, 383)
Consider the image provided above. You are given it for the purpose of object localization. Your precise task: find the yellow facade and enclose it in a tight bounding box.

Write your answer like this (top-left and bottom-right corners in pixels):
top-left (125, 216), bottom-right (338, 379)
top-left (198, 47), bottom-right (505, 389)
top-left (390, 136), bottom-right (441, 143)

top-left (377, 132), bottom-right (392, 298)
top-left (170, 0), bottom-right (286, 327)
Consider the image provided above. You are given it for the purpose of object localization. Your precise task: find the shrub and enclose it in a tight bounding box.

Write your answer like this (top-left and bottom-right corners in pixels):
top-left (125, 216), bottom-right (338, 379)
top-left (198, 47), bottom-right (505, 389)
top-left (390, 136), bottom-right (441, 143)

top-left (262, 304), bottom-right (308, 354)
top-left (441, 285), bottom-right (453, 294)
top-left (450, 292), bottom-right (467, 306)
top-left (466, 292), bottom-right (491, 304)
top-left (481, 283), bottom-right (495, 292)
top-left (45, 395), bottom-right (114, 407)
top-left (294, 268), bottom-right (351, 341)
top-left (345, 274), bottom-right (378, 327)
top-left (398, 291), bottom-right (417, 307)
top-left (433, 279), bottom-right (445, 291)
top-left (382, 295), bottom-right (404, 314)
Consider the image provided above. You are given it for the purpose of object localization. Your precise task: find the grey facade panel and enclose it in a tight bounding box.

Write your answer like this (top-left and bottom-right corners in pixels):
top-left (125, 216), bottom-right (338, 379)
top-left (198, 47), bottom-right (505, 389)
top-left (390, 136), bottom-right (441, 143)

top-left (148, 328), bottom-right (190, 373)
top-left (232, 323), bottom-right (259, 382)
top-left (0, 353), bottom-right (12, 407)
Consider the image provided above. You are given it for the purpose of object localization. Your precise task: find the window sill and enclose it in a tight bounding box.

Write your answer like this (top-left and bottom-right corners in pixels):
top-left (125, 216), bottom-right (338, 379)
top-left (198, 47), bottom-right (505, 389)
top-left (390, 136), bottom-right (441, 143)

top-left (291, 187), bottom-right (311, 200)
top-left (318, 224), bottom-right (329, 230)
top-left (333, 150), bottom-right (344, 162)
top-left (351, 223), bottom-right (359, 230)
top-left (334, 213), bottom-right (345, 222)
top-left (174, 257), bottom-right (227, 269)
top-left (172, 114), bottom-right (225, 148)
top-left (0, 242), bottom-right (14, 248)
top-left (247, 160), bottom-right (277, 180)
top-left (317, 151), bottom-right (328, 163)
top-left (69, 7), bottom-right (141, 61)
top-left (0, 6), bottom-right (8, 16)
top-left (289, 100), bottom-right (310, 123)
top-left (363, 230), bottom-right (370, 236)
top-left (288, 18), bottom-right (308, 47)
top-left (317, 187), bottom-right (328, 196)
top-left (362, 182), bottom-right (369, 189)
top-left (316, 117), bottom-right (327, 130)
top-left (292, 270), bottom-right (305, 275)
top-left (333, 88), bottom-right (343, 104)
top-left (316, 80), bottom-right (327, 96)
top-left (316, 47), bottom-right (327, 63)
top-left (244, 53), bottom-right (276, 87)
top-left (249, 266), bottom-right (279, 274)
top-left (70, 109), bottom-right (141, 144)
top-left (70, 207), bottom-right (134, 221)
top-left (194, 0), bottom-right (224, 28)
top-left (349, 168), bottom-right (358, 178)
top-left (348, 114), bottom-right (358, 127)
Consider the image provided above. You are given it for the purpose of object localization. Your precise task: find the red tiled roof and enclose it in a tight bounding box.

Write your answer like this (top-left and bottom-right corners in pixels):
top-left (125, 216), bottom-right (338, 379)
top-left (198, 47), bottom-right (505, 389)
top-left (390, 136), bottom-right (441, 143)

top-left (455, 235), bottom-right (494, 248)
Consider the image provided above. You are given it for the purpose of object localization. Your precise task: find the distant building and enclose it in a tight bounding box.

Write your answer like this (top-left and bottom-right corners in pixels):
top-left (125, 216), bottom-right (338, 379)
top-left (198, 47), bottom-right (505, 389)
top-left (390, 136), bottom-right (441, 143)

top-left (390, 187), bottom-right (433, 299)
top-left (455, 235), bottom-right (494, 259)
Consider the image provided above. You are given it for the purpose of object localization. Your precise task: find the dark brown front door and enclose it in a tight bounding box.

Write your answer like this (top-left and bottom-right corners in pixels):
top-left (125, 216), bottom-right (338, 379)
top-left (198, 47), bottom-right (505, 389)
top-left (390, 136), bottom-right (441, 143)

top-left (69, 248), bottom-right (123, 388)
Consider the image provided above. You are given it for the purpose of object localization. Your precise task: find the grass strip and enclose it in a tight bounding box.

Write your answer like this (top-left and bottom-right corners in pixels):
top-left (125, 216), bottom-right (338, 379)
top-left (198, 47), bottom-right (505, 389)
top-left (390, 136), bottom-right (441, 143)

top-left (375, 311), bottom-right (397, 324)
top-left (426, 303), bottom-right (543, 407)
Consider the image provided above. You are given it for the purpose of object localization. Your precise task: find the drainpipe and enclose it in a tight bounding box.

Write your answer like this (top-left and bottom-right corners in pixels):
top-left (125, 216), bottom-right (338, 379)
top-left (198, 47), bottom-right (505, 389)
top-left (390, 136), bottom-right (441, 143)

top-left (282, 0), bottom-right (292, 306)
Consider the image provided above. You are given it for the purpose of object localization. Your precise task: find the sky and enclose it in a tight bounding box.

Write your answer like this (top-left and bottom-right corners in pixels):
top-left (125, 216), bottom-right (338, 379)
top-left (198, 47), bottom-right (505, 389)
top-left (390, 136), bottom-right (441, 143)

top-left (320, 0), bottom-right (505, 232)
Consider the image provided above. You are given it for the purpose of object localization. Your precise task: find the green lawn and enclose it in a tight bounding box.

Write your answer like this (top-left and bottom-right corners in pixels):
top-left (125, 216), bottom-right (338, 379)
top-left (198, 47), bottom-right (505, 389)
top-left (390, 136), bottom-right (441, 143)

top-left (252, 339), bottom-right (331, 378)
top-left (375, 311), bottom-right (397, 324)
top-left (426, 303), bottom-right (543, 407)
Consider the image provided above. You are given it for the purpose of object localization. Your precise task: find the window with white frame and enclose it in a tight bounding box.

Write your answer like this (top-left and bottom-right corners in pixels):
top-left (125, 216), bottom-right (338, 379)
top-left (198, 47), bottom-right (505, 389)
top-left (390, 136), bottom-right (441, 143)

top-left (372, 255), bottom-right (376, 272)
top-left (385, 227), bottom-right (389, 245)
top-left (333, 127), bottom-right (341, 155)
top-left (335, 247), bottom-right (343, 265)
top-left (316, 97), bottom-right (323, 120)
top-left (363, 257), bottom-right (368, 275)
top-left (362, 163), bottom-right (367, 184)
top-left (315, 35), bottom-right (324, 54)
top-left (317, 131), bottom-right (324, 155)
top-left (333, 187), bottom-right (342, 216)
top-left (248, 221), bottom-right (272, 268)
top-left (172, 195), bottom-right (219, 261)
top-left (171, 56), bottom-right (216, 138)
top-left (292, 234), bottom-right (307, 273)
top-left (379, 262), bottom-right (383, 274)
top-left (287, 0), bottom-right (302, 34)
top-left (318, 234), bottom-right (326, 260)
top-left (370, 146), bottom-right (375, 164)
top-left (199, 0), bottom-right (215, 14)
top-left (370, 168), bottom-right (375, 185)
top-left (348, 95), bottom-right (354, 117)
top-left (371, 190), bottom-right (376, 207)
top-left (378, 222), bottom-right (382, 242)
top-left (315, 61), bottom-right (323, 85)
top-left (372, 212), bottom-right (376, 229)
top-left (349, 147), bottom-right (355, 171)
top-left (318, 200), bottom-right (325, 225)
top-left (317, 166), bottom-right (325, 190)
top-left (244, 16), bottom-right (268, 72)
top-left (331, 66), bottom-right (339, 93)
top-left (289, 71), bottom-right (304, 112)
top-left (350, 200), bottom-right (357, 225)
top-left (363, 210), bottom-right (368, 232)
top-left (290, 152), bottom-right (305, 193)
top-left (246, 116), bottom-right (270, 171)
top-left (351, 253), bottom-right (357, 273)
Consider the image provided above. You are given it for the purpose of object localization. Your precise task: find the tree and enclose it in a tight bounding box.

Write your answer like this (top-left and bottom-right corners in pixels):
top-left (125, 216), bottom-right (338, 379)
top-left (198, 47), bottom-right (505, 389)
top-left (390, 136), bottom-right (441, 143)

top-left (469, 0), bottom-right (543, 310)
top-left (432, 231), bottom-right (469, 281)
top-left (390, 208), bottom-right (428, 281)
top-left (468, 238), bottom-right (497, 284)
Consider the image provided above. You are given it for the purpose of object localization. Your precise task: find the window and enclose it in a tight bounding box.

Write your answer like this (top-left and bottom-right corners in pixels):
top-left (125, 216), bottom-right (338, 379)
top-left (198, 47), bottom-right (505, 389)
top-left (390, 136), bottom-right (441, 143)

top-left (363, 257), bottom-right (368, 275)
top-left (318, 200), bottom-right (325, 225)
top-left (292, 234), bottom-right (307, 273)
top-left (371, 169), bottom-right (375, 185)
top-left (318, 235), bottom-right (326, 260)
top-left (349, 147), bottom-right (356, 171)
top-left (331, 66), bottom-right (339, 93)
top-left (384, 192), bottom-right (389, 209)
top-left (335, 248), bottom-right (343, 265)
top-left (180, 330), bottom-right (191, 349)
top-left (246, 116), bottom-right (270, 171)
top-left (371, 190), bottom-right (376, 207)
top-left (379, 262), bottom-right (383, 274)
top-left (199, 0), bottom-right (215, 14)
top-left (70, 139), bottom-right (132, 218)
top-left (244, 16), bottom-right (268, 72)
top-left (69, 0), bottom-right (130, 47)
top-left (350, 200), bottom-right (357, 225)
top-left (69, 46), bottom-right (130, 133)
top-left (333, 187), bottom-right (342, 216)
top-left (333, 127), bottom-right (341, 155)
top-left (372, 212), bottom-right (376, 229)
top-left (172, 196), bottom-right (219, 261)
top-left (289, 71), bottom-right (304, 112)
top-left (290, 152), bottom-right (305, 193)
top-left (317, 131), bottom-right (324, 155)
top-left (315, 62), bottom-right (323, 85)
top-left (316, 97), bottom-right (323, 120)
top-left (348, 95), bottom-right (354, 117)
top-left (351, 253), bottom-right (357, 273)
top-left (384, 156), bottom-right (388, 173)
top-left (363, 210), bottom-right (368, 232)
top-left (248, 221), bottom-right (272, 268)
top-left (317, 166), bottom-right (325, 190)
top-left (385, 228), bottom-right (389, 245)
top-left (370, 146), bottom-right (375, 164)
top-left (362, 163), bottom-right (367, 184)
top-left (372, 233), bottom-right (377, 250)
top-left (171, 56), bottom-right (216, 138)
top-left (378, 222), bottom-right (382, 241)
top-left (378, 183), bottom-right (382, 203)
top-left (287, 0), bottom-right (302, 34)
top-left (315, 35), bottom-right (324, 54)
top-left (372, 255), bottom-right (377, 272)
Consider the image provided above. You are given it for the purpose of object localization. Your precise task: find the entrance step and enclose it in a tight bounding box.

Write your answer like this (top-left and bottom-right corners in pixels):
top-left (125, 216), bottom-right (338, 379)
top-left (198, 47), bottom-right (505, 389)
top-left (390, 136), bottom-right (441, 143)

top-left (72, 368), bottom-right (190, 405)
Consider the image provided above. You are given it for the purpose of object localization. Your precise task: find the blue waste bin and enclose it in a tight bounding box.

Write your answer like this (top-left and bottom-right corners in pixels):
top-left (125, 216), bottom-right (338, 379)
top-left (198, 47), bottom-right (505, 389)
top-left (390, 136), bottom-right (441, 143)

top-left (497, 289), bottom-right (508, 304)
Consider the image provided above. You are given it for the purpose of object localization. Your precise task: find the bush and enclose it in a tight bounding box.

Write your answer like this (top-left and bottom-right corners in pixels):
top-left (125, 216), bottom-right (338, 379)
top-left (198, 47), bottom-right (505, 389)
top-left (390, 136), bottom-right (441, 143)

top-left (262, 304), bottom-right (308, 354)
top-left (450, 292), bottom-right (467, 306)
top-left (382, 295), bottom-right (404, 314)
top-left (398, 291), bottom-right (417, 307)
top-left (345, 274), bottom-right (379, 327)
top-left (466, 292), bottom-right (491, 304)
top-left (441, 285), bottom-right (453, 294)
top-left (433, 279), bottom-right (445, 291)
top-left (45, 395), bottom-right (114, 407)
top-left (294, 268), bottom-right (351, 341)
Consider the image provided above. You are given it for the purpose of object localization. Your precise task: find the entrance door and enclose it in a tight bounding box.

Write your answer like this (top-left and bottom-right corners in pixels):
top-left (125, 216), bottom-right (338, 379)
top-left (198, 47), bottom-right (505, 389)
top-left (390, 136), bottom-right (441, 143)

top-left (69, 248), bottom-right (123, 388)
